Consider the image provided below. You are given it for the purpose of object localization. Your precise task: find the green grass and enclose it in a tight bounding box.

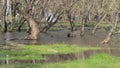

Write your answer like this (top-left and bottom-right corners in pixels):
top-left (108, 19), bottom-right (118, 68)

top-left (0, 44), bottom-right (100, 55)
top-left (1, 53), bottom-right (120, 68)
top-left (39, 54), bottom-right (120, 68)
top-left (0, 44), bottom-right (100, 61)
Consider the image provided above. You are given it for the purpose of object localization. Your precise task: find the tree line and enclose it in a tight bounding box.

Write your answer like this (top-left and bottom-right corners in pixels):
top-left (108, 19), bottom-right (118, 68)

top-left (0, 0), bottom-right (120, 43)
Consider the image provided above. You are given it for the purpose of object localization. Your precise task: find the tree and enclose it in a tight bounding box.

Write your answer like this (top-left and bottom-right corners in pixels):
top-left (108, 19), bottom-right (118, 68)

top-left (1, 0), bottom-right (7, 32)
top-left (16, 0), bottom-right (40, 40)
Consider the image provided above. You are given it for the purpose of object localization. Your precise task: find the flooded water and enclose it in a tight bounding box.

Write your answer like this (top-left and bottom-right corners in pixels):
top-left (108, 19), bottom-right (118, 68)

top-left (0, 28), bottom-right (120, 64)
top-left (0, 28), bottom-right (120, 47)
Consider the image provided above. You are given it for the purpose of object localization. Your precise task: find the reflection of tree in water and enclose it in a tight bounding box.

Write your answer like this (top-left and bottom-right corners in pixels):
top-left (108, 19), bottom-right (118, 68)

top-left (31, 40), bottom-right (39, 44)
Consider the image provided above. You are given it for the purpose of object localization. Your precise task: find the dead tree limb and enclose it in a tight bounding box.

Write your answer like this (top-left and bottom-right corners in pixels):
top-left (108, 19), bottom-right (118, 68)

top-left (101, 13), bottom-right (119, 44)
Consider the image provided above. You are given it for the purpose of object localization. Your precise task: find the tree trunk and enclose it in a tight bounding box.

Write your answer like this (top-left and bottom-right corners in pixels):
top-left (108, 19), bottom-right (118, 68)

top-left (80, 17), bottom-right (85, 36)
top-left (25, 17), bottom-right (40, 40)
top-left (101, 14), bottom-right (118, 44)
top-left (67, 14), bottom-right (75, 32)
top-left (17, 18), bottom-right (26, 32)
top-left (91, 14), bottom-right (107, 34)
top-left (9, 0), bottom-right (16, 31)
top-left (70, 21), bottom-right (75, 32)
top-left (16, 0), bottom-right (40, 40)
top-left (2, 0), bottom-right (7, 32)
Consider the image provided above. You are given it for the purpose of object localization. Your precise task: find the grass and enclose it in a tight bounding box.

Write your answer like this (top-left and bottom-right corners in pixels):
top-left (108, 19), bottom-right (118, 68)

top-left (48, 22), bottom-right (115, 31)
top-left (39, 53), bottom-right (120, 68)
top-left (1, 53), bottom-right (120, 68)
top-left (0, 44), bottom-right (100, 61)
top-left (0, 21), bottom-right (118, 31)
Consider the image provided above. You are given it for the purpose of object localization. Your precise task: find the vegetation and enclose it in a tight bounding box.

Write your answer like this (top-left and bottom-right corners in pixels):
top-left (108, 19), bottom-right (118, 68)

top-left (0, 0), bottom-right (120, 43)
top-left (39, 53), bottom-right (120, 68)
top-left (1, 53), bottom-right (120, 68)
top-left (0, 44), bottom-right (100, 61)
top-left (0, 0), bottom-right (120, 67)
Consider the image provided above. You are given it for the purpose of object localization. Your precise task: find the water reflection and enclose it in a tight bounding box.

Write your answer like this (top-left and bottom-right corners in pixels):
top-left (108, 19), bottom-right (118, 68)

top-left (42, 48), bottom-right (120, 63)
top-left (0, 33), bottom-right (6, 45)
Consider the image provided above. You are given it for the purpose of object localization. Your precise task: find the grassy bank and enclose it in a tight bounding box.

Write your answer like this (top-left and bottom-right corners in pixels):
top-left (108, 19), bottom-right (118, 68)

top-left (39, 53), bottom-right (120, 68)
top-left (1, 53), bottom-right (120, 68)
top-left (0, 44), bottom-right (100, 61)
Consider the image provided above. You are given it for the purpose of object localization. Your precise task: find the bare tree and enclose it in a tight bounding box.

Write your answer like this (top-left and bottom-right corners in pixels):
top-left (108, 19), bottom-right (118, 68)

top-left (41, 1), bottom-right (64, 32)
top-left (0, 0), bottom-right (120, 43)
top-left (16, 0), bottom-right (40, 40)
top-left (102, 12), bottom-right (119, 43)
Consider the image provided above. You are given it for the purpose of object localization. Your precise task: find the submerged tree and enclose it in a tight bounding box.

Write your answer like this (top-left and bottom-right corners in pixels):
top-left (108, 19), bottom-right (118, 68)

top-left (64, 0), bottom-right (79, 32)
top-left (91, 0), bottom-right (120, 43)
